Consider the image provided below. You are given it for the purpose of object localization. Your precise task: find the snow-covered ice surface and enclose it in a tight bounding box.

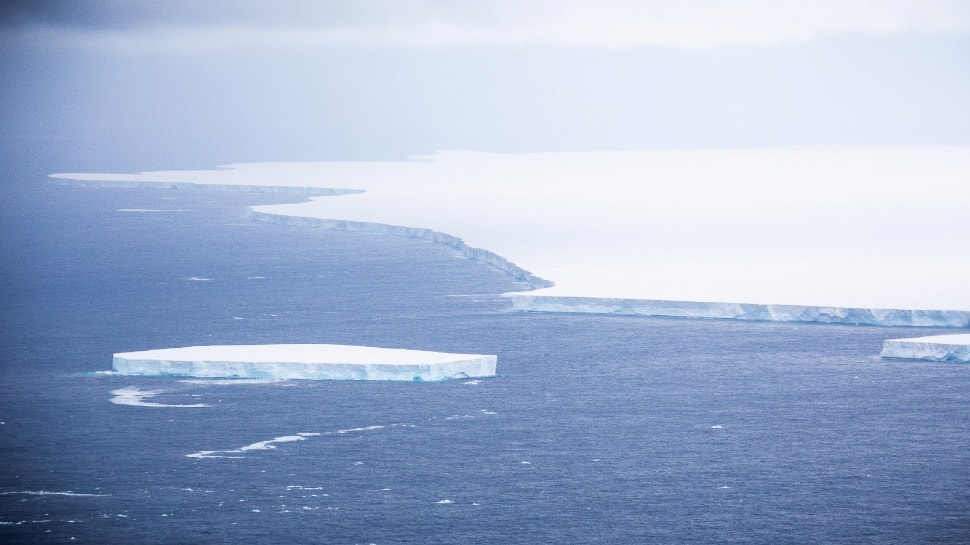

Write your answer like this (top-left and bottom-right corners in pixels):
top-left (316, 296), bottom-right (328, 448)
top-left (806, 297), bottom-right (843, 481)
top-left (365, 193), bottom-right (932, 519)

top-left (53, 147), bottom-right (970, 326)
top-left (880, 334), bottom-right (970, 362)
top-left (112, 344), bottom-right (497, 381)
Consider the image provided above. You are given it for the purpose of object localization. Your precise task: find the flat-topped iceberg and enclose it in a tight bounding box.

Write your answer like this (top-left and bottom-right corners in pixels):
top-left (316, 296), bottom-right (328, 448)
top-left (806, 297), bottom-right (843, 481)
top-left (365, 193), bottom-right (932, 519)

top-left (112, 344), bottom-right (497, 381)
top-left (508, 295), bottom-right (970, 327)
top-left (879, 334), bottom-right (970, 362)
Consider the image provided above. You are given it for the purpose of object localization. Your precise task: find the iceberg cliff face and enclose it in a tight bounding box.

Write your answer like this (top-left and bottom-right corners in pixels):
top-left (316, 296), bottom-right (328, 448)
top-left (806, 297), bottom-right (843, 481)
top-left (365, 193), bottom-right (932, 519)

top-left (248, 211), bottom-right (553, 290)
top-left (507, 294), bottom-right (970, 328)
top-left (112, 344), bottom-right (497, 381)
top-left (880, 334), bottom-right (970, 362)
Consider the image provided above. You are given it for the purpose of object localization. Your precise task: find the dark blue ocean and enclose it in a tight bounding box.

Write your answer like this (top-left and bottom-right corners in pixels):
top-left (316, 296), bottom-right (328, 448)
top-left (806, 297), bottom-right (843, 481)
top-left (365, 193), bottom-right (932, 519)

top-left (2, 148), bottom-right (969, 544)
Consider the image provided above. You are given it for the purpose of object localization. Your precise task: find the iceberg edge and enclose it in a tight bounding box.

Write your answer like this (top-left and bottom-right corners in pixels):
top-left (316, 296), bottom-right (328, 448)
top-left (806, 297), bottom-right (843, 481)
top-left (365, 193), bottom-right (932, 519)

top-left (112, 344), bottom-right (497, 381)
top-left (248, 210), bottom-right (553, 290)
top-left (508, 294), bottom-right (970, 328)
top-left (879, 335), bottom-right (970, 362)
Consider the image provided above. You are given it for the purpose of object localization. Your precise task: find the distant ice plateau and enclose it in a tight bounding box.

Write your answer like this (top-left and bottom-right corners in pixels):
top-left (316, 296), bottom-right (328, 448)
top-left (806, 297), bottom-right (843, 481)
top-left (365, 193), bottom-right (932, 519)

top-left (112, 344), bottom-right (497, 381)
top-left (52, 147), bottom-right (970, 327)
top-left (880, 334), bottom-right (970, 362)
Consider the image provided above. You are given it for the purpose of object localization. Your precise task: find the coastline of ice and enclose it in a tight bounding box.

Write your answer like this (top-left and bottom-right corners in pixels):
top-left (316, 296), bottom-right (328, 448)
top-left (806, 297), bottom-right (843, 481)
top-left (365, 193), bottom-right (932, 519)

top-left (51, 147), bottom-right (970, 327)
top-left (879, 334), bottom-right (970, 362)
top-left (509, 294), bottom-right (970, 327)
top-left (112, 344), bottom-right (498, 381)
top-left (248, 210), bottom-right (552, 289)
top-left (47, 172), bottom-right (363, 197)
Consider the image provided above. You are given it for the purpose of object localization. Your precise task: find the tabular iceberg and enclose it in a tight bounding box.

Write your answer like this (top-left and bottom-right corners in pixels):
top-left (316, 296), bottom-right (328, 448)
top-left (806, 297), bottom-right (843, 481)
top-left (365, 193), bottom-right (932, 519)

top-left (508, 294), bottom-right (970, 327)
top-left (112, 344), bottom-right (497, 381)
top-left (879, 334), bottom-right (970, 362)
top-left (52, 148), bottom-right (970, 327)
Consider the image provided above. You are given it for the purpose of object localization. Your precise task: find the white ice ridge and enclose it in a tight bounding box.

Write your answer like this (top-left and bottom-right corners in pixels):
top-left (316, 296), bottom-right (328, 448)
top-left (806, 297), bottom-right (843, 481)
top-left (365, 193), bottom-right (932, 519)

top-left (112, 344), bottom-right (497, 381)
top-left (879, 334), bottom-right (970, 362)
top-left (52, 147), bottom-right (970, 326)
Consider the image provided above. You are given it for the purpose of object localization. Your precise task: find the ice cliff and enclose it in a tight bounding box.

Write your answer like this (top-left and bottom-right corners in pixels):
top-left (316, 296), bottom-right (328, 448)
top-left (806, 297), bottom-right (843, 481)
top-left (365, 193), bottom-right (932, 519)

top-left (47, 172), bottom-right (363, 197)
top-left (112, 344), bottom-right (497, 381)
top-left (508, 294), bottom-right (970, 327)
top-left (248, 210), bottom-right (552, 289)
top-left (51, 148), bottom-right (970, 327)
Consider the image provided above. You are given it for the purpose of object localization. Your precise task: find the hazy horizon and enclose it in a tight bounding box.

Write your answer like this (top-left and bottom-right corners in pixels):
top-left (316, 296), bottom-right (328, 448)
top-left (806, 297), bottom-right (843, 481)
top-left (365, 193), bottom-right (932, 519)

top-left (3, 1), bottom-right (970, 169)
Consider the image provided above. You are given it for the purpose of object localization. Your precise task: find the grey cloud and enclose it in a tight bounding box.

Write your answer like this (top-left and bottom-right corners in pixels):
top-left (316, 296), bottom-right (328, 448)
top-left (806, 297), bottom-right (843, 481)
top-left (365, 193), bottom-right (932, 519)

top-left (4, 1), bottom-right (970, 52)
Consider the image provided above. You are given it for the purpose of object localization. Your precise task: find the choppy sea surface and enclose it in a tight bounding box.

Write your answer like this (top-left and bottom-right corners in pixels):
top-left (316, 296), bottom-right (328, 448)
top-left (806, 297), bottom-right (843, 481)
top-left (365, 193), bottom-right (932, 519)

top-left (2, 156), bottom-right (969, 544)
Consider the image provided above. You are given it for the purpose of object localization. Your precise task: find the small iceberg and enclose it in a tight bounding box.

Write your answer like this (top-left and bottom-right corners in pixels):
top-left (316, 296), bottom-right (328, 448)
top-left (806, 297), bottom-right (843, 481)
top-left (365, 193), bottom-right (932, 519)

top-left (879, 334), bottom-right (970, 362)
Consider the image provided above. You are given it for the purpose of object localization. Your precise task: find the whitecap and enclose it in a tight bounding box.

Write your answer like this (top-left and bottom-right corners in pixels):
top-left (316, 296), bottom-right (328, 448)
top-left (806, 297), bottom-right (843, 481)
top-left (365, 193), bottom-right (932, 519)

top-left (110, 387), bottom-right (208, 408)
top-left (187, 432), bottom-right (317, 459)
top-left (435, 499), bottom-right (453, 504)
top-left (0, 491), bottom-right (110, 497)
top-left (239, 435), bottom-right (310, 452)
top-left (337, 425), bottom-right (385, 434)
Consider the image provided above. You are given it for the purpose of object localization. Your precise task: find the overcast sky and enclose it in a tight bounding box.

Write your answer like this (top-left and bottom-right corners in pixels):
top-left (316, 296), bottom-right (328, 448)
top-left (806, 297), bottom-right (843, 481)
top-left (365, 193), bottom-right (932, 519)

top-left (2, 1), bottom-right (969, 167)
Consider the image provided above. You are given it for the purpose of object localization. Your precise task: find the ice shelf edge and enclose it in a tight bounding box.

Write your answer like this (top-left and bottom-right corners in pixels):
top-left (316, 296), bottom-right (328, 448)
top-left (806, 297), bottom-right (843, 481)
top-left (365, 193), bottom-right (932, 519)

top-left (508, 294), bottom-right (970, 328)
top-left (248, 210), bottom-right (553, 290)
top-left (48, 175), bottom-right (553, 290)
top-left (48, 177), bottom-right (365, 196)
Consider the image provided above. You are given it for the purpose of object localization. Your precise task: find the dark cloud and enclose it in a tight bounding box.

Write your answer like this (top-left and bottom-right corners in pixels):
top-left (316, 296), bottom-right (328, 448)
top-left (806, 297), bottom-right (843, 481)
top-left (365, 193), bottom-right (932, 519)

top-left (0, 1), bottom-right (461, 30)
top-left (1, 0), bottom-right (176, 29)
top-left (1, 2), bottom-right (968, 167)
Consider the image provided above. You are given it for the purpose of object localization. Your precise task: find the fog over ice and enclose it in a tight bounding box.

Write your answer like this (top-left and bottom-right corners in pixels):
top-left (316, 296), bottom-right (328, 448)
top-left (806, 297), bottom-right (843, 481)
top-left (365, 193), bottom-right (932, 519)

top-left (4, 2), bottom-right (970, 314)
top-left (3, 1), bottom-right (969, 168)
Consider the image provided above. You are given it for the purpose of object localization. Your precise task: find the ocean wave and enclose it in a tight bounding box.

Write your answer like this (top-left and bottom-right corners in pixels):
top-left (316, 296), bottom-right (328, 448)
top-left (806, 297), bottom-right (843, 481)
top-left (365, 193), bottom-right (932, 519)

top-left (0, 490), bottom-right (110, 497)
top-left (110, 387), bottom-right (209, 408)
